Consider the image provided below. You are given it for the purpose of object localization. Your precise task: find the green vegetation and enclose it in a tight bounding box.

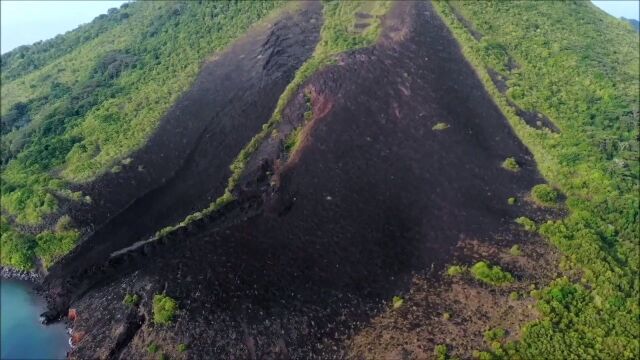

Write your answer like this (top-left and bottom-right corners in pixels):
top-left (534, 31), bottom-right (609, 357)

top-left (470, 261), bottom-right (514, 286)
top-left (447, 265), bottom-right (466, 276)
top-left (432, 122), bottom-right (450, 131)
top-left (177, 343), bottom-right (187, 353)
top-left (123, 293), bottom-right (140, 307)
top-left (530, 184), bottom-right (559, 206)
top-left (443, 312), bottom-right (451, 321)
top-left (501, 157), bottom-right (520, 172)
top-left (152, 294), bottom-right (177, 325)
top-left (392, 295), bottom-right (404, 309)
top-left (434, 1), bottom-right (639, 358)
top-left (509, 244), bottom-right (522, 256)
top-left (284, 92), bottom-right (314, 156)
top-left (514, 216), bottom-right (536, 232)
top-left (509, 291), bottom-right (519, 301)
top-left (507, 197), bottom-right (517, 205)
top-left (484, 328), bottom-right (507, 343)
top-left (1, 215), bottom-right (80, 270)
top-left (1, 217), bottom-right (36, 270)
top-left (284, 127), bottom-right (303, 154)
top-left (434, 344), bottom-right (448, 360)
top-left (0, 1), bottom-right (283, 268)
top-left (148, 343), bottom-right (158, 354)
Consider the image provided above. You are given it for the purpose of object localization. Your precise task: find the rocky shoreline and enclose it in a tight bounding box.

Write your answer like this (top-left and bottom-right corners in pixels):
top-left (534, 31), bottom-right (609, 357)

top-left (0, 265), bottom-right (41, 283)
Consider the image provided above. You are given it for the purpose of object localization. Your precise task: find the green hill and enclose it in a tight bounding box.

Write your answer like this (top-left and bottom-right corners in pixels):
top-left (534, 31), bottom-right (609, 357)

top-left (435, 1), bottom-right (638, 357)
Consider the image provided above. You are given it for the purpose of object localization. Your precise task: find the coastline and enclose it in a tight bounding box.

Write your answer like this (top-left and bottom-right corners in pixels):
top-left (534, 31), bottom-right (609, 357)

top-left (0, 266), bottom-right (41, 283)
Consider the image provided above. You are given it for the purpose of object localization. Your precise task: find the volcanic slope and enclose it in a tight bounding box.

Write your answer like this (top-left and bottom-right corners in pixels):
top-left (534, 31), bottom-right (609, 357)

top-left (43, 2), bottom-right (322, 299)
top-left (59, 2), bottom-right (564, 359)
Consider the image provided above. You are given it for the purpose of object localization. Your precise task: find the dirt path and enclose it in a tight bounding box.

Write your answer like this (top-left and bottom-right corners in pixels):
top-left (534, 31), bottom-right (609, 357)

top-left (61, 1), bottom-right (558, 358)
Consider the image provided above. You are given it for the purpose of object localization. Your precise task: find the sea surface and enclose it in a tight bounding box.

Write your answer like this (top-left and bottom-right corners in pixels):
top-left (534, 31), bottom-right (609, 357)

top-left (1, 279), bottom-right (69, 360)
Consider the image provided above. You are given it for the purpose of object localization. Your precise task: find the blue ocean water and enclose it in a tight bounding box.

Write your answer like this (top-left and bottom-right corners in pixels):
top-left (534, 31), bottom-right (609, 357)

top-left (1, 279), bottom-right (69, 360)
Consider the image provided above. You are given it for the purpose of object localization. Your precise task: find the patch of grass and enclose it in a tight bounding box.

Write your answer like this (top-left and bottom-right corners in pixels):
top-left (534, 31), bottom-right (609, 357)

top-left (392, 295), bottom-right (404, 309)
top-left (507, 197), bottom-right (517, 205)
top-left (515, 216), bottom-right (536, 232)
top-left (509, 291), bottom-right (520, 300)
top-left (470, 261), bottom-right (514, 286)
top-left (284, 126), bottom-right (303, 154)
top-left (34, 228), bottom-right (80, 269)
top-left (177, 343), bottom-right (187, 352)
top-left (502, 157), bottom-right (520, 172)
top-left (432, 122), bottom-right (450, 131)
top-left (123, 293), bottom-right (140, 307)
top-left (434, 344), bottom-right (448, 360)
top-left (443, 312), bottom-right (451, 321)
top-left (152, 294), bottom-right (178, 325)
top-left (531, 184), bottom-right (559, 206)
top-left (148, 343), bottom-right (159, 354)
top-left (509, 244), bottom-right (522, 256)
top-left (484, 327), bottom-right (507, 343)
top-left (447, 265), bottom-right (467, 276)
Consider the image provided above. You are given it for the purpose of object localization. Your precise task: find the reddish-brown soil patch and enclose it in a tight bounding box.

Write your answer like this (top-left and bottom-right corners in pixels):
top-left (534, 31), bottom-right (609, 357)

top-left (56, 1), bottom-right (563, 359)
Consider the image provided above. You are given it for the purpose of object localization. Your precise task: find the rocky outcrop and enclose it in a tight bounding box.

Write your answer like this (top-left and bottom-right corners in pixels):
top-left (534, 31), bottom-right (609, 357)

top-left (0, 266), bottom-right (40, 282)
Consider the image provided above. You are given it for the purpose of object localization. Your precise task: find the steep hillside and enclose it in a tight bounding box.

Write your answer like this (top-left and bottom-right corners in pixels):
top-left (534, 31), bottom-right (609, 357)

top-left (1, 1), bottom-right (284, 268)
top-left (1, 1), bottom-right (638, 359)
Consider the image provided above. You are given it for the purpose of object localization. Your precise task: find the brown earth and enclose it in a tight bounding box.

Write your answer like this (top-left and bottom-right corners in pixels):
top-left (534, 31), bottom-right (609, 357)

top-left (45, 1), bottom-right (564, 359)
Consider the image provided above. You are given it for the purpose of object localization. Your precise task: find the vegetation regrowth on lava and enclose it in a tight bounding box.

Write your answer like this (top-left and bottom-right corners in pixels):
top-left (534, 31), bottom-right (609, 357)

top-left (470, 261), bottom-right (514, 286)
top-left (435, 1), bottom-right (639, 357)
top-left (152, 294), bottom-right (178, 325)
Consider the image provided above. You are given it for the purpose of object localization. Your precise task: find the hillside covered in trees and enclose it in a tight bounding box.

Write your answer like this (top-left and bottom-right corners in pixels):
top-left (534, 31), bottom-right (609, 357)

top-left (1, 1), bottom-right (638, 359)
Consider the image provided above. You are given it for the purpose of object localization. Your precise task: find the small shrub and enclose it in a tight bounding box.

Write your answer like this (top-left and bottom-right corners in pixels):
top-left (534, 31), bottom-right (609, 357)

top-left (442, 312), bottom-right (451, 320)
top-left (55, 215), bottom-right (73, 232)
top-left (507, 197), bottom-right (517, 205)
top-left (470, 261), bottom-right (514, 286)
top-left (515, 216), bottom-right (536, 232)
top-left (484, 327), bottom-right (507, 342)
top-left (434, 344), bottom-right (448, 360)
top-left (447, 265), bottom-right (466, 276)
top-left (509, 291), bottom-right (519, 300)
top-left (392, 296), bottom-right (404, 309)
top-left (123, 293), bottom-right (140, 307)
top-left (432, 122), bottom-right (450, 131)
top-left (502, 157), bottom-right (520, 172)
top-left (153, 294), bottom-right (178, 325)
top-left (177, 343), bottom-right (188, 352)
top-left (531, 184), bottom-right (559, 205)
top-left (509, 244), bottom-right (522, 256)
top-left (148, 343), bottom-right (158, 353)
